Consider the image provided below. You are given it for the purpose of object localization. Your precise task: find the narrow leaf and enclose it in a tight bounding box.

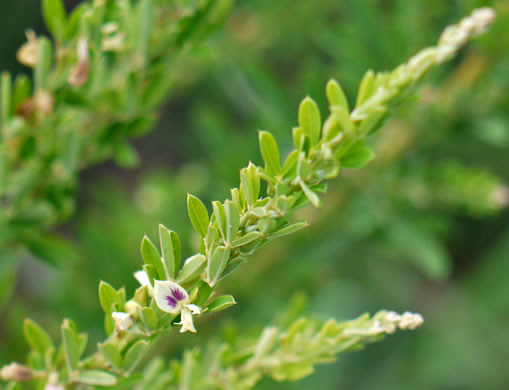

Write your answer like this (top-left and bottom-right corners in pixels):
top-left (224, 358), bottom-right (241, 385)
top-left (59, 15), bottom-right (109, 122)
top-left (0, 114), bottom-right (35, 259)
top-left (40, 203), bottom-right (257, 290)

top-left (158, 225), bottom-right (179, 279)
top-left (123, 340), bottom-right (149, 373)
top-left (331, 105), bottom-right (356, 137)
top-left (42, 0), bottom-right (66, 40)
top-left (141, 307), bottom-right (157, 330)
top-left (298, 97), bottom-right (321, 146)
top-left (225, 200), bottom-right (240, 245)
top-left (299, 181), bottom-right (321, 208)
top-left (259, 131), bottom-right (281, 175)
top-left (141, 236), bottom-right (165, 280)
top-left (1, 72), bottom-right (11, 124)
top-left (187, 194), bottom-right (209, 237)
top-left (206, 246), bottom-right (230, 287)
top-left (231, 232), bottom-right (262, 248)
top-left (98, 343), bottom-right (122, 369)
top-left (212, 201), bottom-right (226, 240)
top-left (61, 320), bottom-right (79, 371)
top-left (24, 319), bottom-right (53, 357)
top-left (271, 222), bottom-right (309, 238)
top-left (98, 281), bottom-right (119, 314)
top-left (341, 144), bottom-right (375, 169)
top-left (136, 0), bottom-right (153, 58)
top-left (206, 295), bottom-right (237, 313)
top-left (176, 254), bottom-right (206, 284)
top-left (34, 38), bottom-right (53, 90)
top-left (76, 370), bottom-right (117, 386)
top-left (0, 147), bottom-right (7, 195)
top-left (326, 79), bottom-right (349, 112)
top-left (356, 70), bottom-right (375, 108)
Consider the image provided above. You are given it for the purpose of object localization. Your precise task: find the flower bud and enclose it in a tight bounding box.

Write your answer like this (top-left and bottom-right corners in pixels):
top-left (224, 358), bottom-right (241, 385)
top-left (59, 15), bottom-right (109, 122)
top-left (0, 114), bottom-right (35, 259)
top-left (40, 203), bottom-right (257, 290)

top-left (68, 39), bottom-right (90, 87)
top-left (112, 312), bottom-right (134, 332)
top-left (0, 363), bottom-right (32, 381)
top-left (17, 30), bottom-right (38, 68)
top-left (398, 312), bottom-right (424, 330)
top-left (124, 300), bottom-right (141, 316)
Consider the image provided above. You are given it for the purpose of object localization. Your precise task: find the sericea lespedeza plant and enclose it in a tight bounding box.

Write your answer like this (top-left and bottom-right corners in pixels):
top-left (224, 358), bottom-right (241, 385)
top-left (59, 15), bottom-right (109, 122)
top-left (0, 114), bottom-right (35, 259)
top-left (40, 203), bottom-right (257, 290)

top-left (0, 7), bottom-right (496, 390)
top-left (0, 0), bottom-right (232, 264)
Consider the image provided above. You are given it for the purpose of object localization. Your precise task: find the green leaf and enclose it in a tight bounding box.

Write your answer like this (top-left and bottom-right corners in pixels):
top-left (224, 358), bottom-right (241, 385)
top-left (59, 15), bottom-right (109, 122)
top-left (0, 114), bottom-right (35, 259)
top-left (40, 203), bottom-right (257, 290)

top-left (358, 108), bottom-right (388, 135)
top-left (298, 97), bottom-right (321, 146)
top-left (176, 254), bottom-right (206, 284)
top-left (159, 225), bottom-right (180, 279)
top-left (34, 38), bottom-right (53, 90)
top-left (225, 200), bottom-right (240, 245)
top-left (22, 233), bottom-right (77, 267)
top-left (212, 201), bottom-right (226, 240)
top-left (141, 307), bottom-right (158, 330)
top-left (187, 194), bottom-right (209, 237)
top-left (64, 3), bottom-right (87, 40)
top-left (1, 72), bottom-right (11, 124)
top-left (326, 79), bottom-right (349, 112)
top-left (98, 342), bottom-right (122, 369)
top-left (259, 131), bottom-right (281, 175)
top-left (240, 163), bottom-right (260, 207)
top-left (123, 340), bottom-right (149, 373)
top-left (273, 362), bottom-right (314, 382)
top-left (42, 0), bottom-right (67, 40)
top-left (24, 319), bottom-right (53, 357)
top-left (141, 236), bottom-right (166, 280)
top-left (206, 295), bottom-right (237, 313)
top-left (0, 148), bottom-right (7, 196)
top-left (292, 127), bottom-right (307, 151)
top-left (299, 181), bottom-right (321, 208)
top-left (194, 282), bottom-right (214, 306)
top-left (143, 264), bottom-right (157, 285)
top-left (113, 143), bottom-right (140, 168)
top-left (356, 70), bottom-right (376, 108)
top-left (61, 320), bottom-right (80, 371)
top-left (98, 281), bottom-right (119, 314)
top-left (206, 246), bottom-right (230, 287)
top-left (281, 150), bottom-right (299, 178)
top-left (76, 370), bottom-right (117, 386)
top-left (136, 0), bottom-right (154, 59)
top-left (340, 143), bottom-right (375, 169)
top-left (331, 105), bottom-right (356, 137)
top-left (271, 222), bottom-right (309, 238)
top-left (231, 231), bottom-right (262, 248)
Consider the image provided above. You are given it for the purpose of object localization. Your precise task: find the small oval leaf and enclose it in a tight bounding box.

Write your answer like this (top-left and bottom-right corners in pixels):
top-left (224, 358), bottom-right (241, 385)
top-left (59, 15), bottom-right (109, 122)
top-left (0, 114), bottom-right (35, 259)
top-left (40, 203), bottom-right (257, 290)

top-left (187, 194), bottom-right (209, 237)
top-left (298, 97), bottom-right (321, 146)
top-left (206, 295), bottom-right (237, 313)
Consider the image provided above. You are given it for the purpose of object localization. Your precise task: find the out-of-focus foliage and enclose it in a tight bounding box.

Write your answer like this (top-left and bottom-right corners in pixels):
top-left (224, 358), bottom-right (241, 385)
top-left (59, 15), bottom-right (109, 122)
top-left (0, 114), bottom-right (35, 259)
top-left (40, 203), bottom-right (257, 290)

top-left (0, 0), bottom-right (233, 268)
top-left (0, 0), bottom-right (508, 389)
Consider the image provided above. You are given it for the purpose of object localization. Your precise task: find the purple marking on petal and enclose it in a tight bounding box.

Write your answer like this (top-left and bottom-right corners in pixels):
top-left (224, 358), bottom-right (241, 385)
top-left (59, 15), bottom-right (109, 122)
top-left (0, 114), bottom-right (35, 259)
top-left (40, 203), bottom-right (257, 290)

top-left (165, 295), bottom-right (177, 308)
top-left (171, 288), bottom-right (186, 301)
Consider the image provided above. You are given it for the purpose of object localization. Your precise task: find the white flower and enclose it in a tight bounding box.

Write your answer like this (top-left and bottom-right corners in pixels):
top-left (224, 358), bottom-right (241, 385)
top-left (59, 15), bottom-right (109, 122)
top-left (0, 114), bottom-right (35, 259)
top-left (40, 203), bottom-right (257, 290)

top-left (154, 280), bottom-right (201, 333)
top-left (112, 312), bottom-right (134, 332)
top-left (134, 270), bottom-right (154, 295)
top-left (343, 310), bottom-right (423, 337)
top-left (398, 311), bottom-right (424, 330)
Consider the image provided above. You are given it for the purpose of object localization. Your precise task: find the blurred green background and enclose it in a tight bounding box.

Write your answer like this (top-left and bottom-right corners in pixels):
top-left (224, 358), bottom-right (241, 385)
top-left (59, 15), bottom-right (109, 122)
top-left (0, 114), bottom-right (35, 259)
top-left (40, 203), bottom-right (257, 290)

top-left (1, 0), bottom-right (509, 389)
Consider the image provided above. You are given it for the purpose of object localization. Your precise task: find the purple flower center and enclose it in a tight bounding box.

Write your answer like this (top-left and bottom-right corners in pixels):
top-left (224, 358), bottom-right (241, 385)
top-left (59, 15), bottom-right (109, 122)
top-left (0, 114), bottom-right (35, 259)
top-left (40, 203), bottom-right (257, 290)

top-left (165, 295), bottom-right (177, 308)
top-left (171, 288), bottom-right (186, 301)
top-left (164, 287), bottom-right (186, 309)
